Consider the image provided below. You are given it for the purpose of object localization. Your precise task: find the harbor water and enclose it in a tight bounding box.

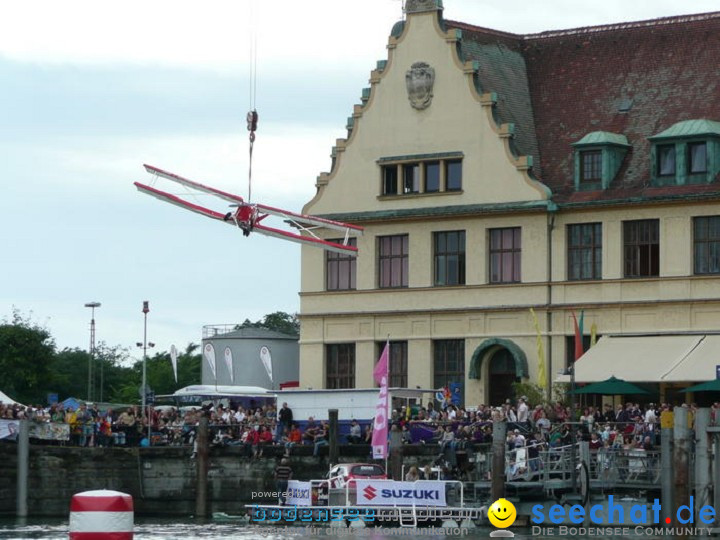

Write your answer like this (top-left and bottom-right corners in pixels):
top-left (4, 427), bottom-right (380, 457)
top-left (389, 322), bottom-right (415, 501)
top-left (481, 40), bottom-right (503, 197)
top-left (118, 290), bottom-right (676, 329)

top-left (0, 518), bottom-right (669, 539)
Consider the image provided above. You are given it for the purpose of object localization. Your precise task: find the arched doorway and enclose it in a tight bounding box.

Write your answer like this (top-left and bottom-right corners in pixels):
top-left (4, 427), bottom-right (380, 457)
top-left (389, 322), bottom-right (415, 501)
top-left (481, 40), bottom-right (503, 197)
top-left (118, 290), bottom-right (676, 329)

top-left (469, 338), bottom-right (528, 406)
top-left (488, 348), bottom-right (520, 406)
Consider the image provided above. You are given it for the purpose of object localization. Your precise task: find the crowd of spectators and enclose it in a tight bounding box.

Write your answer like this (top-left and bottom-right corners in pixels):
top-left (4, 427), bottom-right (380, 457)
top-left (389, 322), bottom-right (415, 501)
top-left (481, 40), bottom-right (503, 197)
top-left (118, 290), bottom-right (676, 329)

top-left (1, 396), bottom-right (713, 467)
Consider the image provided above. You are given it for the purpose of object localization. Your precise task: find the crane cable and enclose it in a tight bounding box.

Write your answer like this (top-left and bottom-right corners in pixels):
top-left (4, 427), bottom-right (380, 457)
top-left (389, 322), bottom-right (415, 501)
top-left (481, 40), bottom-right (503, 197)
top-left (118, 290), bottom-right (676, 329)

top-left (246, 0), bottom-right (258, 202)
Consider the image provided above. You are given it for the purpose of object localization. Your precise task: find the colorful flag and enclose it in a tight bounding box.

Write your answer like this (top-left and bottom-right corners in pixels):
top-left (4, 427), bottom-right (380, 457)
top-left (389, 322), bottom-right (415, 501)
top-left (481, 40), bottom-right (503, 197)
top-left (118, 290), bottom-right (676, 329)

top-left (170, 344), bottom-right (178, 383)
top-left (571, 310), bottom-right (584, 361)
top-left (590, 323), bottom-right (597, 347)
top-left (203, 343), bottom-right (217, 380)
top-left (530, 308), bottom-right (546, 389)
top-left (372, 341), bottom-right (390, 459)
top-left (224, 347), bottom-right (234, 384)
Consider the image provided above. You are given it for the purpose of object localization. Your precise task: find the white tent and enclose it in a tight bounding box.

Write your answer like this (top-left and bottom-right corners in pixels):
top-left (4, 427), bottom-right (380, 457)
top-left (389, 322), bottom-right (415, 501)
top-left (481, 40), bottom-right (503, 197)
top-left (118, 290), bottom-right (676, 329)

top-left (0, 390), bottom-right (22, 406)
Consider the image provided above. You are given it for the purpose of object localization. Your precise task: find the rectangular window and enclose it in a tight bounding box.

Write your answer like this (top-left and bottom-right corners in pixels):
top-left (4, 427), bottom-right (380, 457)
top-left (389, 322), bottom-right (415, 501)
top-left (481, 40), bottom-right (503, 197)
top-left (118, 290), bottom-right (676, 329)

top-left (403, 163), bottom-right (420, 194)
top-left (326, 344), bottom-right (355, 389)
top-left (567, 223), bottom-right (602, 280)
top-left (433, 340), bottom-right (465, 407)
top-left (489, 227), bottom-right (522, 283)
top-left (378, 234), bottom-right (409, 288)
top-left (378, 341), bottom-right (408, 388)
top-left (326, 238), bottom-right (357, 290)
top-left (434, 231), bottom-right (466, 286)
top-left (564, 335), bottom-right (594, 368)
top-left (382, 165), bottom-right (398, 195)
top-left (446, 160), bottom-right (462, 191)
top-left (657, 145), bottom-right (676, 177)
top-left (688, 142), bottom-right (708, 174)
top-left (694, 216), bottom-right (720, 275)
top-left (580, 150), bottom-right (602, 183)
top-left (623, 219), bottom-right (659, 278)
top-left (425, 162), bottom-right (440, 192)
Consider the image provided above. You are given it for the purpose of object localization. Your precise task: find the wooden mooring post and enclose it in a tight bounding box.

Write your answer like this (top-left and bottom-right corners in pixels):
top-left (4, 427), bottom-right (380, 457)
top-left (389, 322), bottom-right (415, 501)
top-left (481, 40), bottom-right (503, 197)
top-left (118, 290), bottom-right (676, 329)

top-left (673, 407), bottom-right (690, 540)
top-left (195, 416), bottom-right (209, 518)
top-left (16, 420), bottom-right (28, 518)
top-left (660, 419), bottom-right (673, 531)
top-left (328, 409), bottom-right (338, 465)
top-left (491, 419), bottom-right (507, 502)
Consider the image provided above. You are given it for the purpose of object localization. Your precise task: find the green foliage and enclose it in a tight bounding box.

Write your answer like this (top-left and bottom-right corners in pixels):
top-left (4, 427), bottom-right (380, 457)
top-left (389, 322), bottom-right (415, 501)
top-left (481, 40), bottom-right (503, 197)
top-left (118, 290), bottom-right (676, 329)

top-left (236, 311), bottom-right (299, 336)
top-left (510, 382), bottom-right (545, 406)
top-left (0, 309), bottom-right (201, 406)
top-left (510, 382), bottom-right (569, 406)
top-left (145, 343), bottom-right (201, 397)
top-left (0, 310), bottom-right (55, 404)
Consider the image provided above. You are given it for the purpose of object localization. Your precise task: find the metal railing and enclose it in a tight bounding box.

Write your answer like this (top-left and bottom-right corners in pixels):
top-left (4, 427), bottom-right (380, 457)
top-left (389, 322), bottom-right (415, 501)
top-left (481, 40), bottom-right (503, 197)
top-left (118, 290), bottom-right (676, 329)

top-left (588, 448), bottom-right (663, 488)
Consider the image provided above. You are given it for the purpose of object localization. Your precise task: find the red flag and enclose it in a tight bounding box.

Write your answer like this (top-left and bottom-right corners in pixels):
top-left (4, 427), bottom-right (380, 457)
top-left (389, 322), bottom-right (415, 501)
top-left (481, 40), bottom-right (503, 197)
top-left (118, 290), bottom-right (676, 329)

top-left (572, 310), bottom-right (584, 361)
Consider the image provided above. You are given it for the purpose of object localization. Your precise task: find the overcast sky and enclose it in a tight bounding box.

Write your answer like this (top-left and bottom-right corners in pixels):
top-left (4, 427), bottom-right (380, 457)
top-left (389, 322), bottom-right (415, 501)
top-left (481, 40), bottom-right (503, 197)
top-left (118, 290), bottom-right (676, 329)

top-left (1, 0), bottom-right (717, 360)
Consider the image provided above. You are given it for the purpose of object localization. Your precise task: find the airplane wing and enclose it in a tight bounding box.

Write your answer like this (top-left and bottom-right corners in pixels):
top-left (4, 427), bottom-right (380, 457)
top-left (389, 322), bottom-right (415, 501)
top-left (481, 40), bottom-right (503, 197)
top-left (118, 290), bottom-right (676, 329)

top-left (134, 165), bottom-right (363, 257)
top-left (252, 222), bottom-right (359, 255)
top-left (143, 164), bottom-right (245, 205)
top-left (134, 182), bottom-right (227, 221)
top-left (254, 202), bottom-right (364, 236)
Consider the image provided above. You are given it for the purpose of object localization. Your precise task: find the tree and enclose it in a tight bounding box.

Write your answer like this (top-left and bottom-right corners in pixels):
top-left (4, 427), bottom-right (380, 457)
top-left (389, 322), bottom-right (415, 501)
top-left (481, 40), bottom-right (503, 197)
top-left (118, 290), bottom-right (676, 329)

top-left (46, 343), bottom-right (136, 403)
top-left (52, 348), bottom-right (93, 401)
top-left (108, 343), bottom-right (202, 404)
top-left (0, 310), bottom-right (55, 404)
top-left (146, 343), bottom-right (201, 397)
top-left (236, 311), bottom-right (299, 336)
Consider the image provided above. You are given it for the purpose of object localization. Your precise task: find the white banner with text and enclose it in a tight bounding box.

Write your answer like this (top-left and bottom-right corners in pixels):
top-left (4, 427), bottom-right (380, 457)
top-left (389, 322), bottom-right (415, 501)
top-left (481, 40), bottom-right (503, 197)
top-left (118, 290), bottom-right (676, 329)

top-left (355, 480), bottom-right (447, 507)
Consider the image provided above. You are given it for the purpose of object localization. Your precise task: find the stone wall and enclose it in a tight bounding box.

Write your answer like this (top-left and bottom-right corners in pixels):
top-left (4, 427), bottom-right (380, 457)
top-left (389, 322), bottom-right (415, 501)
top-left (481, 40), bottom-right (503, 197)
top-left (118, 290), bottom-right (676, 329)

top-left (0, 442), bottom-right (449, 517)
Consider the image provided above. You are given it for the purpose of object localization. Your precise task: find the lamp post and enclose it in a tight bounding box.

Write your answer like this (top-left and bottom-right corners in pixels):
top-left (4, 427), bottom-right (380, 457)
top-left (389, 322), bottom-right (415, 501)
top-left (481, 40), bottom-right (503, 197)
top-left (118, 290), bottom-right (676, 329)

top-left (137, 301), bottom-right (155, 445)
top-left (84, 302), bottom-right (101, 402)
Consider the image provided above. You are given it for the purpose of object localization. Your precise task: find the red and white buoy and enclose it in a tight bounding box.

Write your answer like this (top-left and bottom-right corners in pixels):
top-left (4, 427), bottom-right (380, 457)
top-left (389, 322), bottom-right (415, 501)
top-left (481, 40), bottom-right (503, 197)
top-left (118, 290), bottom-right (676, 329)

top-left (69, 490), bottom-right (134, 539)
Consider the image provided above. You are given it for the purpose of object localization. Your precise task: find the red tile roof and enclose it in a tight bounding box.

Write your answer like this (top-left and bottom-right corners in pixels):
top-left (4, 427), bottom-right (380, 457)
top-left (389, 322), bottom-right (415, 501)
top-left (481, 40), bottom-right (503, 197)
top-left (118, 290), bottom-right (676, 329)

top-left (446, 12), bottom-right (720, 204)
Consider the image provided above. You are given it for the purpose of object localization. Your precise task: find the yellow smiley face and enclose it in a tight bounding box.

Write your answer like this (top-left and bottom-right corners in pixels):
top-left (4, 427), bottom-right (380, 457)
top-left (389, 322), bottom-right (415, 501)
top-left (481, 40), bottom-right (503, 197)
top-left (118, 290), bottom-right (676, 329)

top-left (488, 498), bottom-right (517, 528)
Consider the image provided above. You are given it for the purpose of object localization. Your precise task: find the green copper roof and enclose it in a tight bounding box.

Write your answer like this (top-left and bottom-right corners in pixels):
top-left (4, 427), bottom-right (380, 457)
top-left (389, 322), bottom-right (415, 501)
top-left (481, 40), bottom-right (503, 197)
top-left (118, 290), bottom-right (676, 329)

top-left (571, 131), bottom-right (630, 147)
top-left (649, 119), bottom-right (720, 140)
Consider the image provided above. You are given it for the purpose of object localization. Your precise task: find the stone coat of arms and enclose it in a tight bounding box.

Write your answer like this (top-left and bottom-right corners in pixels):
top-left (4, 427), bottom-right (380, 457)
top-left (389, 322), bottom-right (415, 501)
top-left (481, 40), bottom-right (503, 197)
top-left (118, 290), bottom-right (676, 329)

top-left (405, 62), bottom-right (435, 110)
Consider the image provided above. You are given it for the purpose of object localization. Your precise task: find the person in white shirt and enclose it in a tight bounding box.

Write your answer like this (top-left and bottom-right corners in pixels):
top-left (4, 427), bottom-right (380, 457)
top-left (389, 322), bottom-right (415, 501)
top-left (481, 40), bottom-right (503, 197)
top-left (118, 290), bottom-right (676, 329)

top-left (644, 404), bottom-right (657, 431)
top-left (517, 397), bottom-right (529, 424)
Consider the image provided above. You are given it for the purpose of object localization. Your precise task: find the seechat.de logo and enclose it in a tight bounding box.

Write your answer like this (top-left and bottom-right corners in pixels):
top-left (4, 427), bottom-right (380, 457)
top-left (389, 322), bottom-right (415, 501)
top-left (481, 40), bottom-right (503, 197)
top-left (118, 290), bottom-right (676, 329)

top-left (363, 486), bottom-right (377, 501)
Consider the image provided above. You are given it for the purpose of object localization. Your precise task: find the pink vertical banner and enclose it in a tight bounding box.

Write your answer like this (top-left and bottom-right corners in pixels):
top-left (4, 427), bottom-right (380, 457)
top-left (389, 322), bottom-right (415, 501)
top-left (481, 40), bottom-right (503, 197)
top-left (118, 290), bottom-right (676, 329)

top-left (372, 341), bottom-right (390, 459)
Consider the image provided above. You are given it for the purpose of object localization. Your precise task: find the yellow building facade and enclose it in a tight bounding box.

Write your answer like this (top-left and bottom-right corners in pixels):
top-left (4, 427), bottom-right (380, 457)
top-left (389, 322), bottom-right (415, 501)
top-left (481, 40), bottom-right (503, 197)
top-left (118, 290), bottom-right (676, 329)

top-left (299, 2), bottom-right (720, 406)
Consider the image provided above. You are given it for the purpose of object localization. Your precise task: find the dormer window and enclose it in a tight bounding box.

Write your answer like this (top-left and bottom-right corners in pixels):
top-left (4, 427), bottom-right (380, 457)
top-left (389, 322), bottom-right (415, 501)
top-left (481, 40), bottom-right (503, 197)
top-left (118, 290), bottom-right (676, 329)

top-left (657, 145), bottom-right (676, 177)
top-left (572, 132), bottom-right (630, 191)
top-left (649, 119), bottom-right (720, 186)
top-left (688, 142), bottom-right (708, 174)
top-left (580, 150), bottom-right (602, 184)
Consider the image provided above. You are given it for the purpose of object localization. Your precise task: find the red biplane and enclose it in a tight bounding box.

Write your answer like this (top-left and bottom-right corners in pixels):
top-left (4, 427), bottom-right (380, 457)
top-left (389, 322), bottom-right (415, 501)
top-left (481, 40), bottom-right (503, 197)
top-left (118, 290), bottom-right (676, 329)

top-left (134, 164), bottom-right (362, 256)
